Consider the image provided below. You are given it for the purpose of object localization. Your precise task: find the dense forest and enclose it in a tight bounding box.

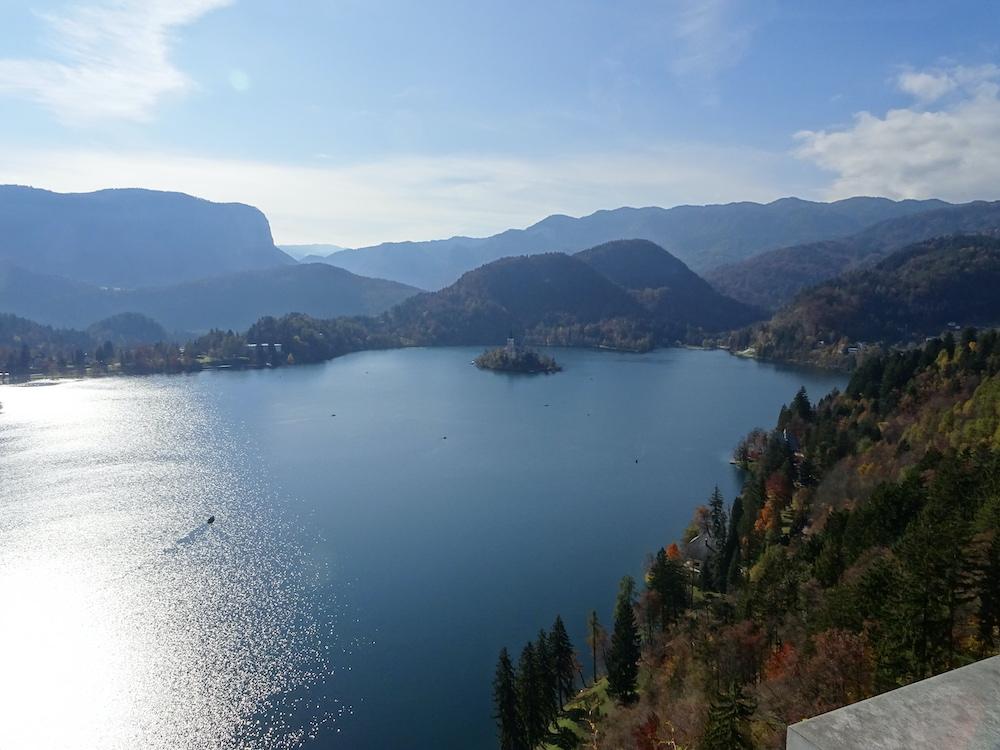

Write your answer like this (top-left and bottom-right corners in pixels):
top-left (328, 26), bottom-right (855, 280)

top-left (0, 309), bottom-right (398, 380)
top-left (384, 244), bottom-right (762, 352)
top-left (575, 240), bottom-right (762, 333)
top-left (0, 311), bottom-right (200, 379)
top-left (707, 201), bottom-right (1000, 311)
top-left (493, 329), bottom-right (1000, 749)
top-left (727, 235), bottom-right (1000, 369)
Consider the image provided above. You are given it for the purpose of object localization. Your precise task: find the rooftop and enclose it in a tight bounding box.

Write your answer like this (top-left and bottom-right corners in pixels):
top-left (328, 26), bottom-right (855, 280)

top-left (787, 656), bottom-right (1000, 750)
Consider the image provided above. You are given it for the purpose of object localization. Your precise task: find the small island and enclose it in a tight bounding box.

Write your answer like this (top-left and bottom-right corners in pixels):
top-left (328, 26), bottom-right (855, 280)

top-left (474, 337), bottom-right (561, 374)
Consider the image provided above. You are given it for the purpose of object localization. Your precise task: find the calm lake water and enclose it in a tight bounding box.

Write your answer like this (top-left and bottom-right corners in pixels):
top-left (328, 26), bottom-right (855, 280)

top-left (0, 347), bottom-right (844, 749)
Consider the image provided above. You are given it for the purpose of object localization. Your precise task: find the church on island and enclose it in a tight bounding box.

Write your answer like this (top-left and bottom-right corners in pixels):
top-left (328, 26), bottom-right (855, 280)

top-left (474, 334), bottom-right (561, 374)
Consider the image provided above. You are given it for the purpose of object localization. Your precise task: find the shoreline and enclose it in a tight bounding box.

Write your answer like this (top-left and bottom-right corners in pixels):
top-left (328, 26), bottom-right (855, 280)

top-left (2, 341), bottom-right (850, 387)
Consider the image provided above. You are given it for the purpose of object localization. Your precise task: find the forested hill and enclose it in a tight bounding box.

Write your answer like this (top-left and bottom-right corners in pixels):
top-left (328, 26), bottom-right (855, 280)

top-left (0, 313), bottom-right (92, 353)
top-left (0, 186), bottom-right (294, 288)
top-left (575, 240), bottom-right (761, 332)
top-left (381, 253), bottom-right (648, 347)
top-left (492, 330), bottom-right (1000, 749)
top-left (319, 197), bottom-right (947, 290)
top-left (0, 311), bottom-right (173, 376)
top-left (0, 261), bottom-right (419, 334)
top-left (381, 242), bottom-right (762, 350)
top-left (730, 235), bottom-right (1000, 368)
top-left (707, 200), bottom-right (1000, 311)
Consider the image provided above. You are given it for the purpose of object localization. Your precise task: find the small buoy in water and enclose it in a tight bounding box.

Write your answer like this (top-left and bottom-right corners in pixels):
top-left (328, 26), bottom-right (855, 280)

top-left (207, 516), bottom-right (215, 524)
top-left (442, 436), bottom-right (447, 440)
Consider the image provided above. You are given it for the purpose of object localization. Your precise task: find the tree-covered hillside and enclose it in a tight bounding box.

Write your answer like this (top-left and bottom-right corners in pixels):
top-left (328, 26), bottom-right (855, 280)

top-left (384, 244), bottom-right (763, 351)
top-left (576, 240), bottom-right (762, 332)
top-left (730, 235), bottom-right (1000, 368)
top-left (86, 313), bottom-right (168, 347)
top-left (0, 312), bottom-right (183, 378)
top-left (383, 252), bottom-right (652, 349)
top-left (707, 201), bottom-right (1000, 311)
top-left (493, 330), bottom-right (1000, 749)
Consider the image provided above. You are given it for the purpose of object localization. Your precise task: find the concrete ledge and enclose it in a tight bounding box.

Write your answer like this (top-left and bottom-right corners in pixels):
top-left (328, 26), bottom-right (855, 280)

top-left (786, 656), bottom-right (1000, 750)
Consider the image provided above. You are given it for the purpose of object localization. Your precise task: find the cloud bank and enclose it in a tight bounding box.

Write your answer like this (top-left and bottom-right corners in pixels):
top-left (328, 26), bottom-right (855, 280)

top-left (796, 64), bottom-right (1000, 202)
top-left (0, 0), bottom-right (232, 123)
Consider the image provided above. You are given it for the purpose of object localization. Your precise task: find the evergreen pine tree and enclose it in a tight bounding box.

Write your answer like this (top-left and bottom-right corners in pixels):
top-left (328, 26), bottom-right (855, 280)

top-left (647, 548), bottom-right (688, 628)
top-left (549, 615), bottom-right (577, 705)
top-left (606, 575), bottom-right (640, 705)
top-left (492, 648), bottom-right (524, 750)
top-left (701, 682), bottom-right (755, 750)
top-left (586, 610), bottom-right (604, 686)
top-left (516, 642), bottom-right (545, 748)
top-left (703, 487), bottom-right (728, 591)
top-left (791, 386), bottom-right (813, 421)
top-left (718, 496), bottom-right (743, 593)
top-left (535, 629), bottom-right (558, 725)
top-left (976, 531), bottom-right (1000, 652)
top-left (708, 486), bottom-right (728, 543)
top-left (883, 509), bottom-right (967, 680)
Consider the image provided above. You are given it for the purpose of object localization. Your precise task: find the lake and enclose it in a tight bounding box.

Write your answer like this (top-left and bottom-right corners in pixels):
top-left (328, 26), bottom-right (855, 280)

top-left (0, 347), bottom-right (844, 749)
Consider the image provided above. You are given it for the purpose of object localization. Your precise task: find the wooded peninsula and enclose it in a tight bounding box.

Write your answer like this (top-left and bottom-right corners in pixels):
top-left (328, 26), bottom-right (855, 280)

top-left (492, 329), bottom-right (1000, 749)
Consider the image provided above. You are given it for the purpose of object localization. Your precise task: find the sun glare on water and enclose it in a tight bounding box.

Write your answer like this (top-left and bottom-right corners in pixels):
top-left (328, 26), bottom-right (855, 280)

top-left (0, 379), bottom-right (344, 749)
top-left (0, 561), bottom-right (130, 747)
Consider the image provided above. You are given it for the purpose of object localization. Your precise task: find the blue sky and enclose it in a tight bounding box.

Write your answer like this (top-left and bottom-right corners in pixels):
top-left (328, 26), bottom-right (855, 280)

top-left (0, 0), bottom-right (998, 245)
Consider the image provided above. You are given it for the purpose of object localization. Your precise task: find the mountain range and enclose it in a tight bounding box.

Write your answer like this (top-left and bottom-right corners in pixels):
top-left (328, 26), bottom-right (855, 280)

top-left (5, 185), bottom-right (998, 361)
top-left (708, 201), bottom-right (1000, 310)
top-left (308, 197), bottom-right (949, 290)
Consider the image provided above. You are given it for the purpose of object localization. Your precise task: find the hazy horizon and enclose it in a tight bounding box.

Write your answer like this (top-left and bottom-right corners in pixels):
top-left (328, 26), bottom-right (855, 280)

top-left (1, 1), bottom-right (998, 246)
top-left (0, 183), bottom-right (963, 249)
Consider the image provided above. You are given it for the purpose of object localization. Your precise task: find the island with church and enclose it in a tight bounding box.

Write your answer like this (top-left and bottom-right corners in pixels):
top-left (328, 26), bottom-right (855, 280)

top-left (474, 335), bottom-right (562, 374)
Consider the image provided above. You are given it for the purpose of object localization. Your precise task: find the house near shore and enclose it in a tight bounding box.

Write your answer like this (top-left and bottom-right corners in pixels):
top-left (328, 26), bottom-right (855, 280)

top-left (682, 532), bottom-right (717, 573)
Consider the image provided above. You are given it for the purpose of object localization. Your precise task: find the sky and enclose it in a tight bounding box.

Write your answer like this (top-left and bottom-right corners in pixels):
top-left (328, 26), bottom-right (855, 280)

top-left (0, 0), bottom-right (998, 246)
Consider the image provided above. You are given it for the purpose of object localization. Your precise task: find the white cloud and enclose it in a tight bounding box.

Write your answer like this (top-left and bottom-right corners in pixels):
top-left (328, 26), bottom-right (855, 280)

top-left (0, 0), bottom-right (232, 123)
top-left (896, 64), bottom-right (999, 104)
top-left (0, 146), bottom-right (809, 246)
top-left (796, 64), bottom-right (1000, 202)
top-left (897, 71), bottom-right (956, 104)
top-left (669, 0), bottom-right (755, 79)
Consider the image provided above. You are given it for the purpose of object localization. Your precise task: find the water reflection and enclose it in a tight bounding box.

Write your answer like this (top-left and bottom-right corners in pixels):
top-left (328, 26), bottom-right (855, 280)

top-left (167, 521), bottom-right (228, 552)
top-left (0, 378), bottom-right (347, 749)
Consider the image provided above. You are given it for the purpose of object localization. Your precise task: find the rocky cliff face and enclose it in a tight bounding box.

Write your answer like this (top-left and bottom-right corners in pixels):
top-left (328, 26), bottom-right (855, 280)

top-left (0, 186), bottom-right (293, 288)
